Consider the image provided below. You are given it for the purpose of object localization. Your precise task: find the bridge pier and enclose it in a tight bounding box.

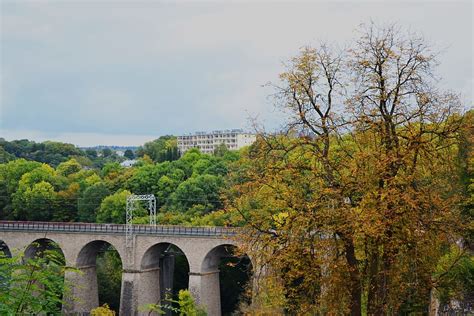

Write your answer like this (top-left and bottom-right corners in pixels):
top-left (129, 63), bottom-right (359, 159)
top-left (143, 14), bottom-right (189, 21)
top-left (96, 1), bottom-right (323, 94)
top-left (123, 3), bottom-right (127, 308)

top-left (140, 267), bottom-right (161, 314)
top-left (120, 269), bottom-right (140, 315)
top-left (189, 270), bottom-right (221, 316)
top-left (63, 265), bottom-right (99, 314)
top-left (120, 267), bottom-right (164, 316)
top-left (160, 253), bottom-right (175, 316)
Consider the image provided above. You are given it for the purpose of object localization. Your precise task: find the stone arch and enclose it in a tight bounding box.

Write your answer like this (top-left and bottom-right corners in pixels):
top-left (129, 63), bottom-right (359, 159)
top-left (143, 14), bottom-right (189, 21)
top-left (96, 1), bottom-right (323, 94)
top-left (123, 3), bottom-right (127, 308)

top-left (138, 242), bottom-right (191, 312)
top-left (0, 240), bottom-right (11, 258)
top-left (70, 240), bottom-right (123, 313)
top-left (22, 238), bottom-right (66, 313)
top-left (76, 239), bottom-right (123, 267)
top-left (141, 242), bottom-right (189, 270)
top-left (24, 238), bottom-right (65, 261)
top-left (201, 244), bottom-right (253, 315)
top-left (0, 240), bottom-right (11, 293)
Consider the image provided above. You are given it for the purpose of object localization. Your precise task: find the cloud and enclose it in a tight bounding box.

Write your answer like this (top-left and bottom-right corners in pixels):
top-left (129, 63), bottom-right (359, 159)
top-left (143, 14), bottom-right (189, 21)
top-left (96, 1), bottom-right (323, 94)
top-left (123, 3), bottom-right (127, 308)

top-left (0, 128), bottom-right (158, 147)
top-left (1, 1), bottom-right (472, 146)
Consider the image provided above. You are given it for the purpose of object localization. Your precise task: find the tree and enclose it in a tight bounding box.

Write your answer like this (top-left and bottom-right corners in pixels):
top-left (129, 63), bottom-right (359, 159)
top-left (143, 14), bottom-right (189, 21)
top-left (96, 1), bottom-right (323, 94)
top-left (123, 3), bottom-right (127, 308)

top-left (0, 146), bottom-right (16, 163)
top-left (458, 110), bottom-right (474, 243)
top-left (140, 289), bottom-right (206, 316)
top-left (214, 143), bottom-right (229, 157)
top-left (11, 164), bottom-right (60, 221)
top-left (0, 139), bottom-right (85, 167)
top-left (124, 149), bottom-right (135, 160)
top-left (96, 190), bottom-right (131, 224)
top-left (102, 148), bottom-right (113, 158)
top-left (0, 159), bottom-right (41, 219)
top-left (77, 183), bottom-right (110, 222)
top-left (57, 158), bottom-right (82, 177)
top-left (227, 23), bottom-right (465, 315)
top-left (55, 182), bottom-right (80, 222)
top-left (136, 136), bottom-right (179, 163)
top-left (171, 174), bottom-right (223, 212)
top-left (85, 148), bottom-right (98, 159)
top-left (13, 181), bottom-right (56, 221)
top-left (0, 248), bottom-right (71, 314)
top-left (91, 304), bottom-right (116, 316)
top-left (96, 250), bottom-right (123, 312)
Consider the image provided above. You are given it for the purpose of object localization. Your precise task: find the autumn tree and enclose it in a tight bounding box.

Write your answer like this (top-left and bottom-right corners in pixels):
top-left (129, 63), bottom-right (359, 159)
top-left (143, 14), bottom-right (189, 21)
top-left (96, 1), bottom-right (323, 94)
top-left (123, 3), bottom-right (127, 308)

top-left (227, 23), bottom-right (467, 315)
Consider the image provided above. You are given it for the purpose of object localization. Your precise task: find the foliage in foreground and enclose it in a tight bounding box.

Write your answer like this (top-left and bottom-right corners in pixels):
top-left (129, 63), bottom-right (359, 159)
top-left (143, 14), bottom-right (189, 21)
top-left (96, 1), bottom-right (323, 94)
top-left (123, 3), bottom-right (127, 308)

top-left (0, 249), bottom-right (72, 315)
top-left (91, 303), bottom-right (116, 316)
top-left (140, 289), bottom-right (207, 316)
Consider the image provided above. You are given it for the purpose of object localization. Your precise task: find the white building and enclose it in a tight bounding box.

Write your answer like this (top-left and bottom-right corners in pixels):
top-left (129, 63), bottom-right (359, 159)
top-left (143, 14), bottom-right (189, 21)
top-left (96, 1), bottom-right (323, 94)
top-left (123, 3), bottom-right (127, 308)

top-left (120, 159), bottom-right (138, 167)
top-left (177, 129), bottom-right (256, 155)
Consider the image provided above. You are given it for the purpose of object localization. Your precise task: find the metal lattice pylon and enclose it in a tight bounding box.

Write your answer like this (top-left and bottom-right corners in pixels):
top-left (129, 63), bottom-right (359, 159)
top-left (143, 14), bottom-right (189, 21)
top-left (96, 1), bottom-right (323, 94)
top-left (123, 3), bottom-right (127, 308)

top-left (126, 194), bottom-right (156, 249)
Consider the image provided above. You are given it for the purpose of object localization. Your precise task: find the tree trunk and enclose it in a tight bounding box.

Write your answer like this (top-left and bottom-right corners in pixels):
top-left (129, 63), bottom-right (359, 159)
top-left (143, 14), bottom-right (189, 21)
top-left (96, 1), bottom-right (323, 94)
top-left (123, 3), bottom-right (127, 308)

top-left (367, 246), bottom-right (380, 316)
top-left (344, 237), bottom-right (362, 316)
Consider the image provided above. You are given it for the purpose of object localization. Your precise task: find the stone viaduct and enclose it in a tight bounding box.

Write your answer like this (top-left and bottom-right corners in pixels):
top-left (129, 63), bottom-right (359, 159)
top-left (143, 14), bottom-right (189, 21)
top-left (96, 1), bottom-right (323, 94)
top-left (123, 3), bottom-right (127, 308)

top-left (0, 221), bottom-right (250, 316)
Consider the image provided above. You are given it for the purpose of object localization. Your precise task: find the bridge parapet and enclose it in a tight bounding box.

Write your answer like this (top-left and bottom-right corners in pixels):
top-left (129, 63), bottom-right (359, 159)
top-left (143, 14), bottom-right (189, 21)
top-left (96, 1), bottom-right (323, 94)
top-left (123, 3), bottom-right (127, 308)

top-left (0, 221), bottom-right (238, 237)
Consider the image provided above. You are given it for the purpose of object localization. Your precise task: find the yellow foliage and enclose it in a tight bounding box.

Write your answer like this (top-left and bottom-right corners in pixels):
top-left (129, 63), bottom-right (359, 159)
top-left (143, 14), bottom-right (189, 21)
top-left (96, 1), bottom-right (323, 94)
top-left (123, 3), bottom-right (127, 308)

top-left (91, 304), bottom-right (116, 316)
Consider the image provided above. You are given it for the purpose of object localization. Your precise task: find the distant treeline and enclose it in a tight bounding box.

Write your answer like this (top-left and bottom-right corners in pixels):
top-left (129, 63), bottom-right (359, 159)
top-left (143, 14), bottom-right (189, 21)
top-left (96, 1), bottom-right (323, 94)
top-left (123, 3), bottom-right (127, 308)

top-left (0, 136), bottom-right (180, 168)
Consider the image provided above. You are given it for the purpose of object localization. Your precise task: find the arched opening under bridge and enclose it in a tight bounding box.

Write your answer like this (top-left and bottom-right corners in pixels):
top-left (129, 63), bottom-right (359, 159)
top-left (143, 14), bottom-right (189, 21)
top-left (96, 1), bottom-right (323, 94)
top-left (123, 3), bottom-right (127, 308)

top-left (0, 240), bottom-right (11, 258)
top-left (140, 242), bottom-right (190, 315)
top-left (23, 238), bottom-right (66, 313)
top-left (202, 244), bottom-right (253, 315)
top-left (76, 240), bottom-right (123, 313)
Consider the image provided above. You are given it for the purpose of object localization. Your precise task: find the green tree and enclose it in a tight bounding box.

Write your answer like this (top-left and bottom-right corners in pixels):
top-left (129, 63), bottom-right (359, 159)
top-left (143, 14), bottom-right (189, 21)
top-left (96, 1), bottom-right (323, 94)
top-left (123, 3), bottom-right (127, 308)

top-left (96, 249), bottom-right (123, 312)
top-left (171, 149), bottom-right (203, 178)
top-left (124, 149), bottom-right (135, 159)
top-left (85, 148), bottom-right (98, 159)
top-left (57, 158), bottom-right (82, 177)
top-left (0, 159), bottom-right (41, 219)
top-left (13, 181), bottom-right (56, 221)
top-left (137, 136), bottom-right (179, 163)
top-left (0, 146), bottom-right (16, 163)
top-left (433, 245), bottom-right (474, 307)
top-left (213, 143), bottom-right (229, 157)
top-left (0, 139), bottom-right (84, 167)
top-left (0, 248), bottom-right (70, 314)
top-left (140, 289), bottom-right (206, 316)
top-left (77, 183), bottom-right (110, 222)
top-left (170, 174), bottom-right (223, 212)
top-left (11, 164), bottom-right (60, 221)
top-left (96, 190), bottom-right (131, 224)
top-left (102, 148), bottom-right (113, 158)
top-left (126, 161), bottom-right (184, 208)
top-left (55, 182), bottom-right (80, 222)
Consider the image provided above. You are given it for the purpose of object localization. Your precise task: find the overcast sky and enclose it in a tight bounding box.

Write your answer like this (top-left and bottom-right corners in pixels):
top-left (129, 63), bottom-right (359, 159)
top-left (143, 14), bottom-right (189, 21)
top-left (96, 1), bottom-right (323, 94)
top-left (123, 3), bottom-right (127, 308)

top-left (1, 0), bottom-right (472, 146)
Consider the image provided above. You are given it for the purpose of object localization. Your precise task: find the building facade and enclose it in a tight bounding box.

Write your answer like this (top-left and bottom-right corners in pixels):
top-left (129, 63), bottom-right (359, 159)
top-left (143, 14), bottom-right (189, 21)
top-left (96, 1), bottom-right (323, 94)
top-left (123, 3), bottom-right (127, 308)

top-left (177, 129), bottom-right (256, 155)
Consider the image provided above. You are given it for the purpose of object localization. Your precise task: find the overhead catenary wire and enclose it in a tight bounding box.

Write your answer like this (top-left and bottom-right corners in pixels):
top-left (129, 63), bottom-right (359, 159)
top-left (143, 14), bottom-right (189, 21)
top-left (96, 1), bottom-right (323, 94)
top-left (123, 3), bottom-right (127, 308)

top-left (0, 195), bottom-right (226, 205)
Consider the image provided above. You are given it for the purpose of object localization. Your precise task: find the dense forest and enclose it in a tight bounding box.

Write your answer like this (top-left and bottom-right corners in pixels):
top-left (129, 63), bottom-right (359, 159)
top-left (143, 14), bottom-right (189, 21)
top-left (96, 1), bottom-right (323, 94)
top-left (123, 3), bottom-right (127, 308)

top-left (0, 136), bottom-right (239, 226)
